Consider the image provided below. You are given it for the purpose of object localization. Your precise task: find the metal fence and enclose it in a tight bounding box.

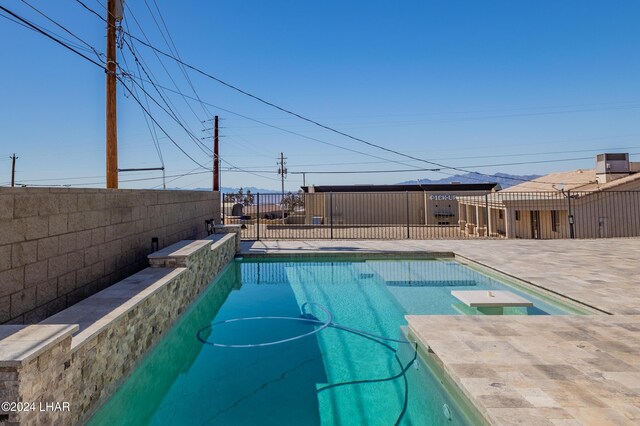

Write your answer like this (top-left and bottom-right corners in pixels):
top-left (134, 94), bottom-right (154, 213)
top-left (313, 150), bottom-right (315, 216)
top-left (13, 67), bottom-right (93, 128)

top-left (221, 191), bottom-right (640, 241)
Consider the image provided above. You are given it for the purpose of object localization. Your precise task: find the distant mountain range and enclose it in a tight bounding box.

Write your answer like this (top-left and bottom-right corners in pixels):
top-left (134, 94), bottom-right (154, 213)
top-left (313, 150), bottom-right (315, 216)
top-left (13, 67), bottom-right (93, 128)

top-left (181, 173), bottom-right (540, 193)
top-left (398, 172), bottom-right (541, 189)
top-left (167, 186), bottom-right (282, 193)
top-left (219, 186), bottom-right (282, 194)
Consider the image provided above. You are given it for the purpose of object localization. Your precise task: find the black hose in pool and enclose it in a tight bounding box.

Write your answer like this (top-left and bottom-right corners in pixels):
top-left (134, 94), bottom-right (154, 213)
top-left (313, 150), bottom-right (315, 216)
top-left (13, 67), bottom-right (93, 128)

top-left (196, 302), bottom-right (419, 425)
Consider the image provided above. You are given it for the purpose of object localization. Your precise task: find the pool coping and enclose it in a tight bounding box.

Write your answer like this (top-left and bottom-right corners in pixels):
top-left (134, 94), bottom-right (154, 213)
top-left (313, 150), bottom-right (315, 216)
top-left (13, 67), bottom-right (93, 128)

top-left (401, 326), bottom-right (491, 426)
top-left (0, 324), bottom-right (79, 368)
top-left (240, 250), bottom-right (456, 260)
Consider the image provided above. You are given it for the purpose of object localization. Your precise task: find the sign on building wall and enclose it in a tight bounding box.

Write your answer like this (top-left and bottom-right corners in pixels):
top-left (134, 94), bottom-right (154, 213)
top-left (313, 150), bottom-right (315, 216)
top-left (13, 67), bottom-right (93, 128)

top-left (429, 194), bottom-right (457, 201)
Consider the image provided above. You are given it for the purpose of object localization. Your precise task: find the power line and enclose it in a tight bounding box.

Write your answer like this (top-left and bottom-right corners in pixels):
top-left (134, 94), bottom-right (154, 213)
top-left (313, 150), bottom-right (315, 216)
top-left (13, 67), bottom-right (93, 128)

top-left (74, 0), bottom-right (109, 21)
top-left (124, 72), bottom-right (637, 177)
top-left (0, 6), bottom-right (100, 57)
top-left (18, 0), bottom-right (104, 61)
top-left (105, 28), bottom-right (609, 184)
top-left (117, 76), bottom-right (211, 169)
top-left (213, 147), bottom-right (640, 170)
top-left (16, 163), bottom-right (279, 187)
top-left (119, 72), bottom-right (279, 180)
top-left (222, 102), bottom-right (640, 131)
top-left (121, 36), bottom-right (211, 156)
top-left (0, 4), bottom-right (104, 68)
top-left (15, 169), bottom-right (211, 187)
top-left (4, 3), bottom-right (279, 185)
top-left (289, 152), bottom-right (640, 175)
top-left (8, 0), bottom-right (209, 170)
top-left (122, 7), bottom-right (208, 136)
top-left (104, 26), bottom-right (600, 183)
top-left (124, 73), bottom-right (427, 170)
top-left (120, 41), bottom-right (214, 159)
top-left (70, 0), bottom-right (636, 186)
top-left (115, 16), bottom-right (215, 158)
top-left (218, 157), bottom-right (280, 181)
top-left (337, 104), bottom-right (640, 129)
top-left (146, 0), bottom-right (211, 118)
top-left (151, 165), bottom-right (203, 189)
top-left (12, 1), bottom-right (608, 187)
top-left (226, 99), bottom-right (640, 122)
top-left (118, 41), bottom-right (165, 169)
top-left (69, 1), bottom-right (484, 174)
top-left (99, 17), bottom-right (624, 185)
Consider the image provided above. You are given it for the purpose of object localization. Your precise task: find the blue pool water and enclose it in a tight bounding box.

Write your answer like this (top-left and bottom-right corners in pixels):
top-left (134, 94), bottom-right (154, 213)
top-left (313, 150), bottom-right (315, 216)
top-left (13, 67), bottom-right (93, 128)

top-left (89, 258), bottom-right (582, 425)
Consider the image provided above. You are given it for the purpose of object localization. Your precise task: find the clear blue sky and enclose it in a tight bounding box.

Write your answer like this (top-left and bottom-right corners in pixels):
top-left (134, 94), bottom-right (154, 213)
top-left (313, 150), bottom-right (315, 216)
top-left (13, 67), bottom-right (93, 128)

top-left (1, 0), bottom-right (639, 190)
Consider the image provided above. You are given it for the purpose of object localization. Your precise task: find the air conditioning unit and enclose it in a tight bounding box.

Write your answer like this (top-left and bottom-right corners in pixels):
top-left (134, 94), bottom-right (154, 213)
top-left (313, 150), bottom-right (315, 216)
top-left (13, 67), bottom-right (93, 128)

top-left (596, 153), bottom-right (629, 175)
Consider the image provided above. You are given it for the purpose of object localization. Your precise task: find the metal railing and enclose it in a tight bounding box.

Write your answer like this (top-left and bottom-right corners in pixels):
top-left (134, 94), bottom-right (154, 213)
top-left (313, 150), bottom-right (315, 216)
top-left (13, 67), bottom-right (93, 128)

top-left (221, 191), bottom-right (640, 241)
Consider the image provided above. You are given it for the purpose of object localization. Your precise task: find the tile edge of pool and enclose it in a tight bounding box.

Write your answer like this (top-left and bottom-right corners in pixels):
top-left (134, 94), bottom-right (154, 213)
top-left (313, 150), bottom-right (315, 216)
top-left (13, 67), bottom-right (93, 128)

top-left (402, 326), bottom-right (491, 426)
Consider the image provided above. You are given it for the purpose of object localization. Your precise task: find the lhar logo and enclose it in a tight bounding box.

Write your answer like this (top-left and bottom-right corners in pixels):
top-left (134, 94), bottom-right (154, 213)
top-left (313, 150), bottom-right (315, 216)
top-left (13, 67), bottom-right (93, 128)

top-left (429, 194), bottom-right (457, 201)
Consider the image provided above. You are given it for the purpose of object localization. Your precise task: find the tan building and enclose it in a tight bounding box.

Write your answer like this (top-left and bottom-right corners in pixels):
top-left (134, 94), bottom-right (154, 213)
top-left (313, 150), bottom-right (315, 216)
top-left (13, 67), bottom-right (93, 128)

top-left (458, 153), bottom-right (640, 239)
top-left (302, 183), bottom-right (500, 226)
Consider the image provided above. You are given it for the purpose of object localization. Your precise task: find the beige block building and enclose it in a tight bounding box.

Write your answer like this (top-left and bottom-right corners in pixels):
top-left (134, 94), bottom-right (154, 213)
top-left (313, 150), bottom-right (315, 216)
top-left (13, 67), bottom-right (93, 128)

top-left (301, 183), bottom-right (500, 226)
top-left (458, 153), bottom-right (640, 239)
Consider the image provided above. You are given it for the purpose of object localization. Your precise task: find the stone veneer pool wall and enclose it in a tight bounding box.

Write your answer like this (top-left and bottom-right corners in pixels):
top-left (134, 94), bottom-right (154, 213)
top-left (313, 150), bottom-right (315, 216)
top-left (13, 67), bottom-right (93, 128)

top-left (0, 229), bottom-right (238, 425)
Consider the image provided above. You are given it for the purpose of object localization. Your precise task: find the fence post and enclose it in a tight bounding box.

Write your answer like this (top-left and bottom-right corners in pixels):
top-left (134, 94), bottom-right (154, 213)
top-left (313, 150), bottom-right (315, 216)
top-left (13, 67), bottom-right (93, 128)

top-left (485, 193), bottom-right (490, 238)
top-left (567, 190), bottom-right (575, 239)
top-left (330, 192), bottom-right (334, 240)
top-left (256, 193), bottom-right (260, 241)
top-left (221, 193), bottom-right (225, 225)
top-left (406, 191), bottom-right (410, 239)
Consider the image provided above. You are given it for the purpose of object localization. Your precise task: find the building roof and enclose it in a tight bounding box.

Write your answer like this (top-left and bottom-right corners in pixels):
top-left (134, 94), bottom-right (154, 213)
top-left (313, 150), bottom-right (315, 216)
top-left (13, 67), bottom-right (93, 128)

top-left (502, 169), bottom-right (596, 192)
top-left (301, 183), bottom-right (499, 193)
top-left (503, 169), bottom-right (640, 192)
top-left (457, 167), bottom-right (640, 207)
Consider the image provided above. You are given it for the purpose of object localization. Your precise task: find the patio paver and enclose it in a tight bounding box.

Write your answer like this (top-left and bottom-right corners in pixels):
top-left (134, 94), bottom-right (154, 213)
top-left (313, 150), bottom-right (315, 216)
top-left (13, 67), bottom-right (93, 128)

top-left (408, 315), bottom-right (640, 426)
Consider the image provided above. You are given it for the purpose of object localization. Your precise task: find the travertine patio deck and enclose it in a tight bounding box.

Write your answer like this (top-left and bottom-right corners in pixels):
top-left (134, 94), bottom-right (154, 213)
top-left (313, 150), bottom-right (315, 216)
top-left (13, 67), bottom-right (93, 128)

top-left (240, 238), bottom-right (640, 425)
top-left (408, 315), bottom-right (640, 426)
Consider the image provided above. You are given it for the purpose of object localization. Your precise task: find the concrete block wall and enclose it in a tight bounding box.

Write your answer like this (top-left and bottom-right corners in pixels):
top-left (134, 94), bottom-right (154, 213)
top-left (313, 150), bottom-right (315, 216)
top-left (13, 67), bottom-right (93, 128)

top-left (0, 187), bottom-right (220, 324)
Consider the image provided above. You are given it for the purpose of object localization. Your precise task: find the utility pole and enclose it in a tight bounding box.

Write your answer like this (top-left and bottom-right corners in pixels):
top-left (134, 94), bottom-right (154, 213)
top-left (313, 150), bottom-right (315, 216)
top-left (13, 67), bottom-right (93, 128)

top-left (278, 152), bottom-right (287, 223)
top-left (278, 152), bottom-right (287, 194)
top-left (10, 154), bottom-right (18, 188)
top-left (106, 0), bottom-right (124, 189)
top-left (213, 115), bottom-right (219, 191)
top-left (201, 116), bottom-right (221, 191)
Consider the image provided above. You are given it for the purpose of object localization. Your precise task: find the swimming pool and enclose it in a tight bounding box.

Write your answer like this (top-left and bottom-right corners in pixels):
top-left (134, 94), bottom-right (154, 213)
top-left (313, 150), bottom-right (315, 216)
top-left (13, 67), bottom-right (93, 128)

top-left (89, 257), bottom-right (585, 425)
